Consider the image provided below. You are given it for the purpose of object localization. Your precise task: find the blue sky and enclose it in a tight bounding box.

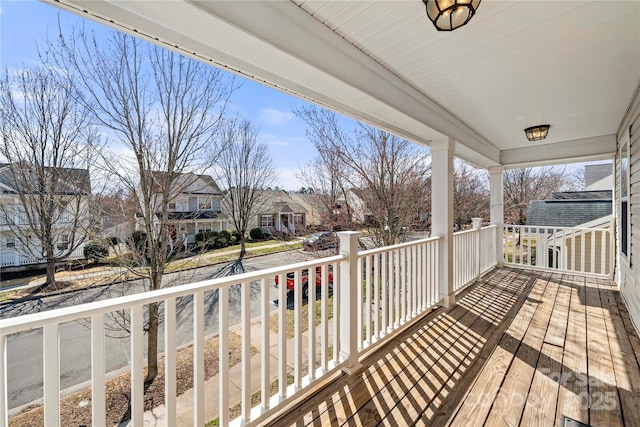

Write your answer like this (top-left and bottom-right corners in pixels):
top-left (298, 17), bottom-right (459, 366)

top-left (0, 0), bottom-right (325, 190)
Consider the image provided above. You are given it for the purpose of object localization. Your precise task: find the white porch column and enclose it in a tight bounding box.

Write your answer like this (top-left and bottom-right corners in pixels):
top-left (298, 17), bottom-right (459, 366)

top-left (489, 166), bottom-right (504, 267)
top-left (431, 139), bottom-right (455, 307)
top-left (338, 231), bottom-right (362, 374)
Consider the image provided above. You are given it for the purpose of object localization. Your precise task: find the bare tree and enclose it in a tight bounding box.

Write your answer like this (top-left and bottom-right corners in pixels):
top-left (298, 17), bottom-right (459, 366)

top-left (453, 161), bottom-right (489, 229)
top-left (295, 150), bottom-right (354, 230)
top-left (503, 166), bottom-right (566, 224)
top-left (296, 106), bottom-right (430, 246)
top-left (213, 118), bottom-right (276, 257)
top-left (294, 107), bottom-right (354, 230)
top-left (0, 66), bottom-right (96, 285)
top-left (51, 27), bottom-right (236, 380)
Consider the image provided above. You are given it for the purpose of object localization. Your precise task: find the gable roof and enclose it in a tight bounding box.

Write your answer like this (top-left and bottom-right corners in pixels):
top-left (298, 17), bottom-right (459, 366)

top-left (256, 190), bottom-right (306, 214)
top-left (550, 190), bottom-right (612, 200)
top-left (0, 163), bottom-right (91, 195)
top-left (526, 198), bottom-right (612, 228)
top-left (584, 164), bottom-right (612, 188)
top-left (148, 171), bottom-right (221, 195)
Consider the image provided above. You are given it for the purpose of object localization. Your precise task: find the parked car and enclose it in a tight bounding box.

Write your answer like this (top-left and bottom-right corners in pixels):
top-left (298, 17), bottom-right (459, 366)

top-left (302, 231), bottom-right (337, 251)
top-left (275, 266), bottom-right (334, 299)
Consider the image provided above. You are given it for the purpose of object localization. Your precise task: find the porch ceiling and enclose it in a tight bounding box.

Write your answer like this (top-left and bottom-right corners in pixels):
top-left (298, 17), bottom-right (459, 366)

top-left (49, 0), bottom-right (640, 168)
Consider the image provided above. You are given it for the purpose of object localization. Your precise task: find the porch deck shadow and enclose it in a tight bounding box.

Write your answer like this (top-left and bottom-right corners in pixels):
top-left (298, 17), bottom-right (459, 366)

top-left (269, 267), bottom-right (640, 427)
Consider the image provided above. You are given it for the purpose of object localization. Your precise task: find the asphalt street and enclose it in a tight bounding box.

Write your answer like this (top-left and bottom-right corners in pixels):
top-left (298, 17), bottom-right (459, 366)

top-left (1, 249), bottom-right (317, 412)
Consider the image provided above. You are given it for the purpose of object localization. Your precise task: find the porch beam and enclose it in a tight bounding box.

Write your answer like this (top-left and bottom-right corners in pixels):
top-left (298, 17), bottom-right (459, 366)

top-left (500, 135), bottom-right (616, 168)
top-left (489, 166), bottom-right (505, 267)
top-left (431, 139), bottom-right (455, 306)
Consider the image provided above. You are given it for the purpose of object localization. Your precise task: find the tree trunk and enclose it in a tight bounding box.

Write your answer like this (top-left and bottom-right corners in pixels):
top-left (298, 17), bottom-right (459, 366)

top-left (240, 235), bottom-right (246, 258)
top-left (46, 259), bottom-right (56, 285)
top-left (146, 302), bottom-right (159, 382)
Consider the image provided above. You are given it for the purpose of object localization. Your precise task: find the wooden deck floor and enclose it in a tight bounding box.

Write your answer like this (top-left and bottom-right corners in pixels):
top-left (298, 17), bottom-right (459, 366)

top-left (270, 267), bottom-right (640, 427)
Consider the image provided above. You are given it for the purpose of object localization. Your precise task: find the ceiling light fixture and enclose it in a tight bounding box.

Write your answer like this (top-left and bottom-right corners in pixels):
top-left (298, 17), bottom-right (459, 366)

top-left (423, 0), bottom-right (481, 31)
top-left (524, 125), bottom-right (551, 141)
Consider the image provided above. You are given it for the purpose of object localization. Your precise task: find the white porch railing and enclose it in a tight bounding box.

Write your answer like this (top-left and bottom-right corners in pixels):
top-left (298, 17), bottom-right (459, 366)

top-left (0, 253), bottom-right (345, 427)
top-left (0, 246), bottom-right (84, 267)
top-left (503, 224), bottom-right (614, 277)
top-left (357, 236), bottom-right (442, 352)
top-left (480, 225), bottom-right (499, 274)
top-left (0, 229), bottom-right (500, 426)
top-left (453, 224), bottom-right (499, 291)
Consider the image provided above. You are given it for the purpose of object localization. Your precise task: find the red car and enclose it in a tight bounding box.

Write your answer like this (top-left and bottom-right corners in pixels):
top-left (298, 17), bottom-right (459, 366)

top-left (275, 266), bottom-right (334, 299)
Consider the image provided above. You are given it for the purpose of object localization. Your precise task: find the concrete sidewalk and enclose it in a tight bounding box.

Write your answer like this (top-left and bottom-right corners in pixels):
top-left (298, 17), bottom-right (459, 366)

top-left (120, 309), bottom-right (334, 427)
top-left (0, 239), bottom-right (302, 295)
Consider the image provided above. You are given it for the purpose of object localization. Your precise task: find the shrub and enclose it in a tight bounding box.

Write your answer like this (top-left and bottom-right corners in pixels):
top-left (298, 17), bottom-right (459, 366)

top-left (129, 231), bottom-right (147, 251)
top-left (195, 231), bottom-right (221, 250)
top-left (219, 229), bottom-right (231, 242)
top-left (231, 230), bottom-right (242, 243)
top-left (84, 240), bottom-right (109, 262)
top-left (249, 227), bottom-right (263, 240)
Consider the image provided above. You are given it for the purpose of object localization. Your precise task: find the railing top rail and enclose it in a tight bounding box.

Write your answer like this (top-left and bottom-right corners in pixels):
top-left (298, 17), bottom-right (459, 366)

top-left (358, 235), bottom-right (442, 257)
top-left (506, 224), bottom-right (611, 233)
top-left (481, 224), bottom-right (498, 230)
top-left (453, 228), bottom-right (476, 236)
top-left (0, 253), bottom-right (346, 335)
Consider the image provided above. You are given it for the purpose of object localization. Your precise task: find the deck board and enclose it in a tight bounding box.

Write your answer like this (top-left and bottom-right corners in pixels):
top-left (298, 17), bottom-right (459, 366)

top-left (584, 276), bottom-right (624, 426)
top-left (268, 268), bottom-right (640, 427)
top-left (597, 278), bottom-right (640, 426)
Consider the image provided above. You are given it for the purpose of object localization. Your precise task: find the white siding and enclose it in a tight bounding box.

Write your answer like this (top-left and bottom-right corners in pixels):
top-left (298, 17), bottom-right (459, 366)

top-left (617, 83), bottom-right (640, 333)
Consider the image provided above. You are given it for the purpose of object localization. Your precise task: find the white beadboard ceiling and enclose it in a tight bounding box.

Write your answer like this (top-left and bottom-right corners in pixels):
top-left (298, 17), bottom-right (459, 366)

top-left (49, 0), bottom-right (640, 168)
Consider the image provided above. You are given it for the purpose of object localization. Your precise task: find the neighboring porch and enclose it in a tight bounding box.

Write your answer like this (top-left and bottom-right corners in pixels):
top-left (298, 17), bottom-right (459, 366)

top-left (272, 267), bottom-right (640, 427)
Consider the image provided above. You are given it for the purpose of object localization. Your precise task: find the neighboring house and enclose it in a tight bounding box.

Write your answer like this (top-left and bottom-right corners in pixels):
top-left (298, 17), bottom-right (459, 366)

top-left (0, 163), bottom-right (90, 271)
top-left (526, 190), bottom-right (612, 228)
top-left (140, 172), bottom-right (228, 248)
top-left (254, 190), bottom-right (307, 235)
top-left (344, 188), bottom-right (369, 225)
top-left (526, 190), bottom-right (614, 275)
top-left (289, 192), bottom-right (322, 227)
top-left (584, 163), bottom-right (613, 191)
top-left (289, 188), bottom-right (369, 229)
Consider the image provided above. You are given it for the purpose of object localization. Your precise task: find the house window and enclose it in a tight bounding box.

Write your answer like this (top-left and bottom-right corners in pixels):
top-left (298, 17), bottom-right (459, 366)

top-left (57, 234), bottom-right (70, 251)
top-left (198, 198), bottom-right (212, 210)
top-left (294, 214), bottom-right (305, 226)
top-left (620, 132), bottom-right (630, 259)
top-left (5, 237), bottom-right (15, 248)
top-left (260, 215), bottom-right (274, 227)
top-left (198, 223), bottom-right (213, 233)
top-left (168, 202), bottom-right (177, 210)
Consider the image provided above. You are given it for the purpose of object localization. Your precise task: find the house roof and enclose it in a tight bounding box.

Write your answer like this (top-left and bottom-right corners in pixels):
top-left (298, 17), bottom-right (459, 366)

top-left (256, 190), bottom-right (307, 214)
top-left (166, 211), bottom-right (225, 221)
top-left (550, 190), bottom-right (612, 200)
top-left (0, 163), bottom-right (91, 195)
top-left (526, 199), bottom-right (612, 228)
top-left (148, 171), bottom-right (222, 195)
top-left (136, 210), bottom-right (227, 221)
top-left (584, 164), bottom-right (612, 188)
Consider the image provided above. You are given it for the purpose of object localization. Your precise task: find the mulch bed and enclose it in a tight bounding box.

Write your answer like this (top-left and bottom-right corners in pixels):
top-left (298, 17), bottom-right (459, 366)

top-left (9, 333), bottom-right (248, 427)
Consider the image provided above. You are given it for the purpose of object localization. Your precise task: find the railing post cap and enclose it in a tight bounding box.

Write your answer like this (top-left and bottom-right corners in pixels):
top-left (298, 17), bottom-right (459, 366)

top-left (337, 231), bottom-right (361, 237)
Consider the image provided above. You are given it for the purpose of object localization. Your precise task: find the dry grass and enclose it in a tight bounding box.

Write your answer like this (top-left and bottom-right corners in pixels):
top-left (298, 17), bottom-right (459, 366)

top-left (269, 295), bottom-right (334, 339)
top-left (9, 333), bottom-right (255, 427)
